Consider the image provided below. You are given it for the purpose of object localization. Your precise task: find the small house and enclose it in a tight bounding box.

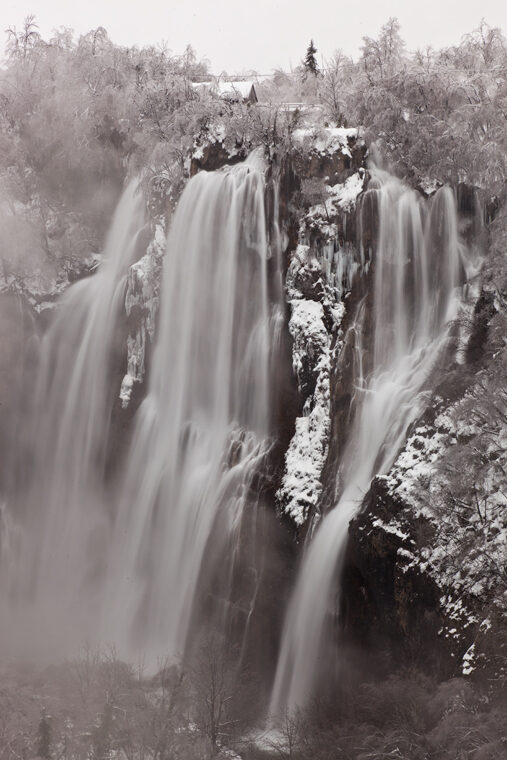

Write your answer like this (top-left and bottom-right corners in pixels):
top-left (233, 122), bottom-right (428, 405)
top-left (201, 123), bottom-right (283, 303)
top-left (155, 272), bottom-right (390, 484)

top-left (190, 79), bottom-right (258, 106)
top-left (216, 80), bottom-right (258, 105)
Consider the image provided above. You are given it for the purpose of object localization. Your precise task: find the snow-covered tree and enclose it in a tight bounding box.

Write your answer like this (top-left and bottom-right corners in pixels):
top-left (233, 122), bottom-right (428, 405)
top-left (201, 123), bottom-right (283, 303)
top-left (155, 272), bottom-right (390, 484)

top-left (303, 39), bottom-right (319, 77)
top-left (5, 14), bottom-right (40, 60)
top-left (321, 50), bottom-right (353, 124)
top-left (360, 17), bottom-right (405, 84)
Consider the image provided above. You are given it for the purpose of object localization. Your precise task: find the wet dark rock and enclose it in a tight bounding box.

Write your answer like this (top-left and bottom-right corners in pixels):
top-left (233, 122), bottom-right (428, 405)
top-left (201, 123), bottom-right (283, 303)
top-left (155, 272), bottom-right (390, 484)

top-left (190, 141), bottom-right (246, 176)
top-left (466, 289), bottom-right (497, 364)
top-left (343, 478), bottom-right (456, 678)
top-left (274, 142), bottom-right (506, 688)
top-left (291, 134), bottom-right (367, 187)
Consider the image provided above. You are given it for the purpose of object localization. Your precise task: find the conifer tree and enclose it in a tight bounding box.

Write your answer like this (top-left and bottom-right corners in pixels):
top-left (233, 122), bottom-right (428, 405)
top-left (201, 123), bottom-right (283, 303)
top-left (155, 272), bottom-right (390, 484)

top-left (303, 39), bottom-right (319, 76)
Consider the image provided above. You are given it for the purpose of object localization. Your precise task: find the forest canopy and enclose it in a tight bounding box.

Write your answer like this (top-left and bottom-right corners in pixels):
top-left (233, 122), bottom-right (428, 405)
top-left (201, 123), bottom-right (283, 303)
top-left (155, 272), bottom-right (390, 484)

top-left (0, 16), bottom-right (505, 286)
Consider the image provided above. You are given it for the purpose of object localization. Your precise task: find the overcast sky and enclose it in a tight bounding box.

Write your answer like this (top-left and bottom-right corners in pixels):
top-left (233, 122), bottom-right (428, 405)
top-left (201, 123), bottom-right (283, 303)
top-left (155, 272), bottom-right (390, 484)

top-left (2, 0), bottom-right (506, 73)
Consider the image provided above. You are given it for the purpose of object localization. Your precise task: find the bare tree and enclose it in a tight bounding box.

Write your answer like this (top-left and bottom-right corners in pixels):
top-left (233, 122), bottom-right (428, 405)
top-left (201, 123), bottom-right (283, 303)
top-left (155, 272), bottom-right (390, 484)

top-left (361, 17), bottom-right (405, 85)
top-left (189, 636), bottom-right (238, 755)
top-left (5, 14), bottom-right (40, 60)
top-left (321, 50), bottom-right (351, 125)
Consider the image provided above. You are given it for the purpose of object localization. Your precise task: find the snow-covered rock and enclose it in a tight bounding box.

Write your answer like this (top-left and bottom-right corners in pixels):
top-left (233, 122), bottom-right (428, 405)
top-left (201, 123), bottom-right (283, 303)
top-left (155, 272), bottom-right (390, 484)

top-left (120, 223), bottom-right (165, 407)
top-left (277, 240), bottom-right (347, 527)
top-left (292, 126), bottom-right (361, 158)
top-left (278, 300), bottom-right (331, 526)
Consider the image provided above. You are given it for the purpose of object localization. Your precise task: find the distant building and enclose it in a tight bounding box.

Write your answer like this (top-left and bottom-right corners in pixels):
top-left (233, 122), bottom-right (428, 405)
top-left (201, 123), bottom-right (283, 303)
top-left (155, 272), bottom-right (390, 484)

top-left (216, 80), bottom-right (258, 105)
top-left (191, 79), bottom-right (258, 105)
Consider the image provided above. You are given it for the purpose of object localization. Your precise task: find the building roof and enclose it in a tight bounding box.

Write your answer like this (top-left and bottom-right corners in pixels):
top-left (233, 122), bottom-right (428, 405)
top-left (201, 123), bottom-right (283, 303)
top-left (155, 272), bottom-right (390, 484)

top-left (190, 79), bottom-right (258, 104)
top-left (215, 80), bottom-right (256, 99)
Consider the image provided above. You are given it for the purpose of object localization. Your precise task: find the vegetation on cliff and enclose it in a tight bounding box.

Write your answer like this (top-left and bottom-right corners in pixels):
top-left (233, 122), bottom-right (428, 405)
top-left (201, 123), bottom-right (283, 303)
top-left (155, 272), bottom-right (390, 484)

top-left (1, 17), bottom-right (505, 295)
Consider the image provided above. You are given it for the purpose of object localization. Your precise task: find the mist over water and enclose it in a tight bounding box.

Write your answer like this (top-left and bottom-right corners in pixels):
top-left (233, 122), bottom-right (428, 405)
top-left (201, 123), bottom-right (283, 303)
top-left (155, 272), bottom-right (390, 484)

top-left (0, 181), bottom-right (146, 658)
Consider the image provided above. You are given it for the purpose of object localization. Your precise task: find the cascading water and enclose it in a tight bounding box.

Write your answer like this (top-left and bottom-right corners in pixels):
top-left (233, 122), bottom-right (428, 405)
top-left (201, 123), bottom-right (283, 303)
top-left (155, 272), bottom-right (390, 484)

top-left (1, 158), bottom-right (280, 663)
top-left (0, 181), bottom-right (146, 655)
top-left (98, 156), bottom-right (280, 659)
top-left (269, 166), bottom-right (467, 716)
top-left (1, 149), bottom-right (469, 712)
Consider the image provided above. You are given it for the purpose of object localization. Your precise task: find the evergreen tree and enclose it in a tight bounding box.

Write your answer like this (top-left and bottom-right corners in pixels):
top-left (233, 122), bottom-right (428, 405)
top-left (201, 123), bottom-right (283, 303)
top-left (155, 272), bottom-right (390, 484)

top-left (303, 39), bottom-right (319, 76)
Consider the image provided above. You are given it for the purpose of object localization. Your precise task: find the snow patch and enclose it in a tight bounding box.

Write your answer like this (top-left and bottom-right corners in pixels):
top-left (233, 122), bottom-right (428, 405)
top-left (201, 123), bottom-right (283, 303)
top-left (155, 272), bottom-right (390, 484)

top-left (278, 351), bottom-right (331, 526)
top-left (120, 223), bottom-right (165, 407)
top-left (462, 643), bottom-right (476, 675)
top-left (384, 373), bottom-right (507, 635)
top-left (288, 299), bottom-right (329, 383)
top-left (292, 126), bottom-right (359, 157)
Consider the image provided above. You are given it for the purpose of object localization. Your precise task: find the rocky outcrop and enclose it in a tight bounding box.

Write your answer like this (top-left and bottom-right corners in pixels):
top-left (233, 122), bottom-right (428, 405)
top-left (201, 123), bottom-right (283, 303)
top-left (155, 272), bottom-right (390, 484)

top-left (119, 223), bottom-right (165, 408)
top-left (290, 127), bottom-right (367, 186)
top-left (342, 275), bottom-right (507, 680)
top-left (275, 136), bottom-right (506, 684)
top-left (275, 128), bottom-right (368, 536)
top-left (189, 120), bottom-right (247, 176)
top-left (344, 370), bottom-right (506, 679)
top-left (343, 477), bottom-right (452, 675)
top-left (275, 248), bottom-right (335, 529)
top-left (190, 141), bottom-right (246, 176)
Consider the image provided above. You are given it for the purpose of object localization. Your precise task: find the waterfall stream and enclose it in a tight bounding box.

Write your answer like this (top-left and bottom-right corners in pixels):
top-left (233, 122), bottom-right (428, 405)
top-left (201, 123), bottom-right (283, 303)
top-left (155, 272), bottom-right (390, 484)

top-left (1, 181), bottom-right (146, 655)
top-left (1, 158), bottom-right (281, 663)
top-left (99, 157), bottom-right (280, 658)
top-left (0, 156), bottom-right (471, 707)
top-left (269, 167), bottom-right (467, 715)
top-left (32, 181), bottom-right (146, 541)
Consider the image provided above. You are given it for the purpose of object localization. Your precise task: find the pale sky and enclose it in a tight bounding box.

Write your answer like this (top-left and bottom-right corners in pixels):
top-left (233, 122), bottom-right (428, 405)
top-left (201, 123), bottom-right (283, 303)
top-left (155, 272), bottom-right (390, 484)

top-left (2, 0), bottom-right (506, 73)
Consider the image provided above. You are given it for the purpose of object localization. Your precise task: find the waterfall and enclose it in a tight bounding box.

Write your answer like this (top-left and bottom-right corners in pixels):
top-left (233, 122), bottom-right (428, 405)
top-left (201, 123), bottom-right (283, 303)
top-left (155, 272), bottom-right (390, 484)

top-left (1, 156), bottom-right (278, 663)
top-left (269, 167), bottom-right (466, 716)
top-left (0, 181), bottom-right (146, 655)
top-left (98, 157), bottom-right (279, 659)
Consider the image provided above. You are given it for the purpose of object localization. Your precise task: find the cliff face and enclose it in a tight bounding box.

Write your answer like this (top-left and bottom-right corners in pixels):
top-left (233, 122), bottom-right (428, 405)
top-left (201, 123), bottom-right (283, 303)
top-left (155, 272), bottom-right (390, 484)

top-left (270, 131), bottom-right (505, 685)
top-left (342, 216), bottom-right (507, 682)
top-left (274, 128), bottom-right (367, 536)
top-left (1, 130), bottom-right (503, 688)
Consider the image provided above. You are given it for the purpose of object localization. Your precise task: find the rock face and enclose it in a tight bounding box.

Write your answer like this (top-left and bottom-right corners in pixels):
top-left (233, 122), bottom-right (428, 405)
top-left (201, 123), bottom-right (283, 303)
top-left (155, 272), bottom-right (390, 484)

top-left (275, 128), bottom-right (367, 538)
top-left (189, 120), bottom-right (247, 176)
top-left (3, 124), bottom-right (503, 689)
top-left (290, 127), bottom-right (367, 186)
top-left (190, 141), bottom-right (246, 176)
top-left (276, 251), bottom-right (334, 528)
top-left (119, 223), bottom-right (165, 409)
top-left (343, 477), bottom-right (451, 675)
top-left (344, 353), bottom-right (506, 681)
top-left (273, 131), bottom-right (505, 685)
top-left (338, 203), bottom-right (506, 683)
